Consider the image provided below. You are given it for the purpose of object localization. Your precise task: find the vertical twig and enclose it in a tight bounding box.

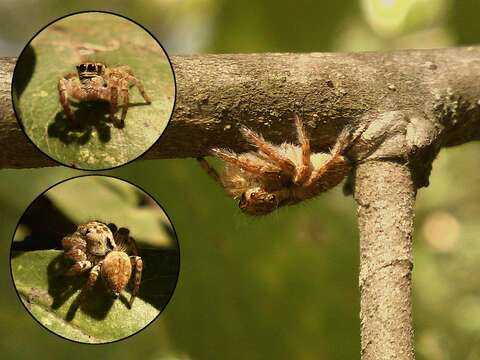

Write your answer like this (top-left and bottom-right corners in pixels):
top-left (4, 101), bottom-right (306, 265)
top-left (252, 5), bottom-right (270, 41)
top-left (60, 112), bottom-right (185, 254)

top-left (354, 160), bottom-right (416, 360)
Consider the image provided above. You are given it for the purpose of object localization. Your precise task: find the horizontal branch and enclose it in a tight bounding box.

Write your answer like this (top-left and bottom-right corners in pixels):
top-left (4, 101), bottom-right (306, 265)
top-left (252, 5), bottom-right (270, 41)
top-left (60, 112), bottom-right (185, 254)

top-left (1, 46), bottom-right (480, 169)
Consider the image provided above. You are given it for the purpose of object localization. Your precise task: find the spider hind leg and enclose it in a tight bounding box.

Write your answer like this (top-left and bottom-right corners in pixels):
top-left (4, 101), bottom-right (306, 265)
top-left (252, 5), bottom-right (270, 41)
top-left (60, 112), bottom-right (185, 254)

top-left (197, 157), bottom-right (223, 186)
top-left (239, 125), bottom-right (296, 176)
top-left (128, 256), bottom-right (143, 308)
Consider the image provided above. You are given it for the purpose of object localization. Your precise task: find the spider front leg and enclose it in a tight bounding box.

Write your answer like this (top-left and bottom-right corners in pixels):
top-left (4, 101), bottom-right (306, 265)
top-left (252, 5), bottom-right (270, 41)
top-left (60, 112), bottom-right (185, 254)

top-left (64, 250), bottom-right (93, 276)
top-left (114, 227), bottom-right (140, 255)
top-left (197, 157), bottom-right (223, 186)
top-left (62, 235), bottom-right (92, 275)
top-left (293, 114), bottom-right (313, 185)
top-left (120, 86), bottom-right (129, 124)
top-left (129, 256), bottom-right (143, 307)
top-left (66, 261), bottom-right (93, 275)
top-left (127, 75), bottom-right (151, 104)
top-left (58, 78), bottom-right (75, 120)
top-left (211, 148), bottom-right (282, 178)
top-left (304, 154), bottom-right (352, 195)
top-left (304, 125), bottom-right (363, 194)
top-left (76, 262), bottom-right (102, 302)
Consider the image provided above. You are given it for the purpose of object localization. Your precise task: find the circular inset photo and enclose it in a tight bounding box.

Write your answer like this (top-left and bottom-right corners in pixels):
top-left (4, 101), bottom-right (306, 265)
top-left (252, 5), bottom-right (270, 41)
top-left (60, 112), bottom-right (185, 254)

top-left (10, 175), bottom-right (180, 344)
top-left (12, 11), bottom-right (176, 170)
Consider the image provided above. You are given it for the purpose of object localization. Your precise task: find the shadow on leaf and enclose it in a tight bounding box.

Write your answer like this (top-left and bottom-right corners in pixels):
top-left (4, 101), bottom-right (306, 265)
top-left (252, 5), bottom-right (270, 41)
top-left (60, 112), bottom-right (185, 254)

top-left (13, 44), bottom-right (36, 100)
top-left (48, 100), bottom-right (152, 145)
top-left (47, 253), bottom-right (117, 322)
top-left (48, 102), bottom-right (114, 145)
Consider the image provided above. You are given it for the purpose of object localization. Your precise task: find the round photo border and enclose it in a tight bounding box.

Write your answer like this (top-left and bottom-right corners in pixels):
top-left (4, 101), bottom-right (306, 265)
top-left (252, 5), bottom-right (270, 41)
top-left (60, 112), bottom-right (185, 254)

top-left (11, 10), bottom-right (177, 171)
top-left (9, 173), bottom-right (181, 345)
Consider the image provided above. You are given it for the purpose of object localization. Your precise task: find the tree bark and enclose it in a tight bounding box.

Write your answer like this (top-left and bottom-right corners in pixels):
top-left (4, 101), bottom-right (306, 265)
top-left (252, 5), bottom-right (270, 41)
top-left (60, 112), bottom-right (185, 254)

top-left (354, 160), bottom-right (416, 360)
top-left (1, 46), bottom-right (480, 169)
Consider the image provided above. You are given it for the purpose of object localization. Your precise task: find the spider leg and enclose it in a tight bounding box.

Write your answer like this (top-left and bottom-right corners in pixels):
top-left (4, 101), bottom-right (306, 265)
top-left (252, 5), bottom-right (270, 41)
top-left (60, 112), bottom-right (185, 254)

top-left (127, 75), bottom-right (151, 104)
top-left (304, 155), bottom-right (352, 195)
top-left (211, 148), bottom-right (282, 178)
top-left (64, 248), bottom-right (86, 262)
top-left (114, 228), bottom-right (140, 256)
top-left (304, 125), bottom-right (364, 194)
top-left (114, 227), bottom-right (129, 245)
top-left (330, 122), bottom-right (368, 156)
top-left (197, 157), bottom-right (223, 186)
top-left (128, 256), bottom-right (143, 308)
top-left (109, 85), bottom-right (119, 124)
top-left (76, 262), bottom-right (102, 302)
top-left (128, 236), bottom-right (139, 257)
top-left (58, 78), bottom-right (74, 120)
top-left (107, 223), bottom-right (118, 235)
top-left (66, 261), bottom-right (97, 320)
top-left (65, 260), bottom-right (93, 276)
top-left (120, 84), bottom-right (129, 124)
top-left (293, 114), bottom-right (313, 185)
top-left (239, 126), bottom-right (296, 176)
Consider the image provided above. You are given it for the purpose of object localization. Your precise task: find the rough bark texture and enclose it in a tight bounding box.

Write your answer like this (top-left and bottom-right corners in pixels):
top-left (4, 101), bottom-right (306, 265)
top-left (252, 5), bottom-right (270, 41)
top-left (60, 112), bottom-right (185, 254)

top-left (1, 46), bottom-right (480, 170)
top-left (354, 161), bottom-right (416, 360)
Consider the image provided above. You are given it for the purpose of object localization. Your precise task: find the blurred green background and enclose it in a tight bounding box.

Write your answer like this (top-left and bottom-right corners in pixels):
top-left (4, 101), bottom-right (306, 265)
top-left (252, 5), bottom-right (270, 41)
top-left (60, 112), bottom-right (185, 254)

top-left (1, 1), bottom-right (479, 359)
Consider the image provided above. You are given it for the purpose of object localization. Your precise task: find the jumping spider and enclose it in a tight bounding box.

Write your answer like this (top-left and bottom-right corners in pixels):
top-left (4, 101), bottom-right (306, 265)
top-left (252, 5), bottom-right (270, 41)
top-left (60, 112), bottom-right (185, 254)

top-left (61, 221), bottom-right (143, 308)
top-left (58, 62), bottom-right (151, 126)
top-left (198, 115), bottom-right (365, 216)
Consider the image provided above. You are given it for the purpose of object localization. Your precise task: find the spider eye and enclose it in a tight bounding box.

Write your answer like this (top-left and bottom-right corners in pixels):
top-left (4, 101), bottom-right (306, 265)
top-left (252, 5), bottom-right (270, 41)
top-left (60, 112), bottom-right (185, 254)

top-left (267, 194), bottom-right (276, 202)
top-left (78, 64), bottom-right (87, 72)
top-left (87, 63), bottom-right (96, 72)
top-left (97, 64), bottom-right (102, 72)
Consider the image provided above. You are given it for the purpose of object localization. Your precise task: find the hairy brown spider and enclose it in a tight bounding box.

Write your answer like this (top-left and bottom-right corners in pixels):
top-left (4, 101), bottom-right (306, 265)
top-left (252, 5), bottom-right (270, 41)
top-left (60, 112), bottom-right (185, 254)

top-left (58, 62), bottom-right (151, 125)
top-left (61, 220), bottom-right (143, 307)
top-left (198, 115), bottom-right (365, 216)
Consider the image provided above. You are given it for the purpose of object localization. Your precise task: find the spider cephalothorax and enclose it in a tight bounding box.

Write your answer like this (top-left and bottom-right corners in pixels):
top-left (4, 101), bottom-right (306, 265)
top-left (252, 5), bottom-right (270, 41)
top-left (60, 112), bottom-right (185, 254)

top-left (198, 115), bottom-right (365, 216)
top-left (58, 62), bottom-right (151, 126)
top-left (62, 220), bottom-right (143, 307)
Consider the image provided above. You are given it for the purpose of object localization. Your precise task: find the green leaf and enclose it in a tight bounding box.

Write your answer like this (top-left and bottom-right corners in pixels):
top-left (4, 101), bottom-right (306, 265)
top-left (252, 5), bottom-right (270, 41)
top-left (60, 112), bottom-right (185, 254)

top-left (11, 249), bottom-right (177, 344)
top-left (45, 176), bottom-right (173, 247)
top-left (13, 12), bottom-right (175, 170)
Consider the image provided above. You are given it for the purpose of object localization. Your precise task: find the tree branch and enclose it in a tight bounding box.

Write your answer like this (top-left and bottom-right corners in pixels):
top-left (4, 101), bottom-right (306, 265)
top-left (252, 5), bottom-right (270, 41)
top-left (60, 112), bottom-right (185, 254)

top-left (1, 46), bottom-right (480, 169)
top-left (354, 160), bottom-right (415, 360)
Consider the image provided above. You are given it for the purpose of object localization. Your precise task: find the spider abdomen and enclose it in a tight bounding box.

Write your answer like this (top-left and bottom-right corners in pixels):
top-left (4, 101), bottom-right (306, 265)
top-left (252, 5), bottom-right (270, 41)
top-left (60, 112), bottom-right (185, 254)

top-left (101, 251), bottom-right (132, 296)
